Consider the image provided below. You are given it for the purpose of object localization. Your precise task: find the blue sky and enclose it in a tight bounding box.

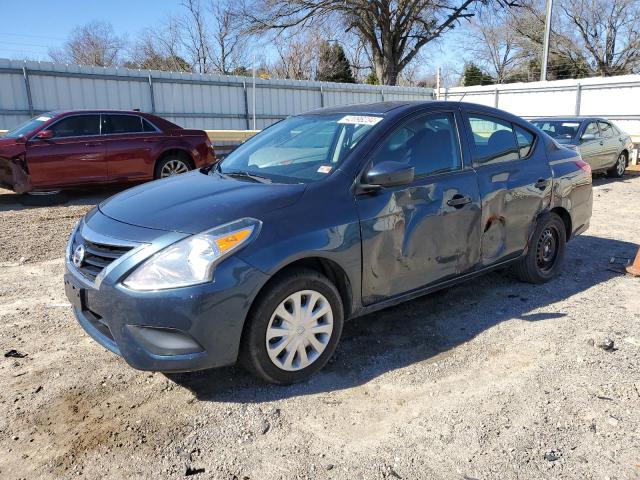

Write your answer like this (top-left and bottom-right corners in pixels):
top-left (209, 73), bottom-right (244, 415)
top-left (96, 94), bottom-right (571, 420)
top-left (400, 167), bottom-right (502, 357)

top-left (0, 0), bottom-right (181, 60)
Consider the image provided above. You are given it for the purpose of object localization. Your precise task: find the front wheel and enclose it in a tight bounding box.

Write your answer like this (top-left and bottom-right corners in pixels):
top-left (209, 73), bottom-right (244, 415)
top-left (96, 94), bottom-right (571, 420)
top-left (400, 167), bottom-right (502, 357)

top-left (607, 152), bottom-right (627, 178)
top-left (240, 269), bottom-right (344, 384)
top-left (513, 212), bottom-right (566, 284)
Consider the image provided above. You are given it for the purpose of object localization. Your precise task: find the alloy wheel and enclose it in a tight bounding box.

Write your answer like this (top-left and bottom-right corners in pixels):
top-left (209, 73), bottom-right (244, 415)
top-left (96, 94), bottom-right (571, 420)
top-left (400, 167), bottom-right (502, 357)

top-left (265, 290), bottom-right (334, 371)
top-left (160, 159), bottom-right (190, 178)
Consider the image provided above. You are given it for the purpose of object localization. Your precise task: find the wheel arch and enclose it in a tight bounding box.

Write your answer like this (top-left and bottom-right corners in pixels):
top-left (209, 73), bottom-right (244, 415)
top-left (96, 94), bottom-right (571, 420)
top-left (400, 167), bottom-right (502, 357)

top-left (249, 256), bottom-right (354, 322)
top-left (156, 148), bottom-right (195, 169)
top-left (548, 206), bottom-right (572, 242)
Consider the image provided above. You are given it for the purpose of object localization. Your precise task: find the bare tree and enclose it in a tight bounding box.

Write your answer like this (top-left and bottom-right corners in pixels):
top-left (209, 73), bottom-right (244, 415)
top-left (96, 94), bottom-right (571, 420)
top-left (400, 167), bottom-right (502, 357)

top-left (128, 18), bottom-right (192, 72)
top-left (271, 32), bottom-right (319, 80)
top-left (49, 21), bottom-right (126, 67)
top-left (208, 1), bottom-right (248, 74)
top-left (180, 0), bottom-right (211, 73)
top-left (560, 0), bottom-right (640, 76)
top-left (242, 0), bottom-right (512, 85)
top-left (465, 7), bottom-right (523, 82)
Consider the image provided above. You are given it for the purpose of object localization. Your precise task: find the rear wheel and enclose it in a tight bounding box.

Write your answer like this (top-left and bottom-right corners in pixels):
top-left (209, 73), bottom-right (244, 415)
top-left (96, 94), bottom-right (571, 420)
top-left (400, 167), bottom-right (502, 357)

top-left (240, 269), bottom-right (344, 384)
top-left (154, 156), bottom-right (192, 179)
top-left (607, 152), bottom-right (627, 178)
top-left (513, 212), bottom-right (566, 284)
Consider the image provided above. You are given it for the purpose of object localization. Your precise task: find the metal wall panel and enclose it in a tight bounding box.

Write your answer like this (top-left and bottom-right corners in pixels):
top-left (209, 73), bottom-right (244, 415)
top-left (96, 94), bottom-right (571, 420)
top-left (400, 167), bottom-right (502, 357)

top-left (444, 75), bottom-right (640, 137)
top-left (0, 59), bottom-right (434, 131)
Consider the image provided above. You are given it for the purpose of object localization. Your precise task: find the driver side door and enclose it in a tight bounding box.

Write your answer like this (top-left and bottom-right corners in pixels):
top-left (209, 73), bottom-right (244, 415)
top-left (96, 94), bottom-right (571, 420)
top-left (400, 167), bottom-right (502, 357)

top-left (26, 114), bottom-right (107, 188)
top-left (578, 121), bottom-right (605, 170)
top-left (355, 109), bottom-right (482, 305)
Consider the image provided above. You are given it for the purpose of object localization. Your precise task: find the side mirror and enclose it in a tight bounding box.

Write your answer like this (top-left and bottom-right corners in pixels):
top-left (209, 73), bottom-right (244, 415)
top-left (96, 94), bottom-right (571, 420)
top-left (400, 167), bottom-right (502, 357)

top-left (580, 132), bottom-right (596, 142)
top-left (362, 161), bottom-right (414, 189)
top-left (14, 135), bottom-right (27, 144)
top-left (35, 130), bottom-right (54, 140)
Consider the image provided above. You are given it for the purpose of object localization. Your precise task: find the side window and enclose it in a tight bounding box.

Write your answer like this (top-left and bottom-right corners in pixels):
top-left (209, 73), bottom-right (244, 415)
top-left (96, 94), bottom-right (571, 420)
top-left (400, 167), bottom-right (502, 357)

top-left (583, 122), bottom-right (599, 138)
top-left (515, 126), bottom-right (535, 158)
top-left (50, 115), bottom-right (100, 138)
top-left (598, 121), bottom-right (613, 138)
top-left (369, 112), bottom-right (462, 177)
top-left (468, 115), bottom-right (519, 165)
top-left (142, 118), bottom-right (157, 132)
top-left (103, 115), bottom-right (143, 134)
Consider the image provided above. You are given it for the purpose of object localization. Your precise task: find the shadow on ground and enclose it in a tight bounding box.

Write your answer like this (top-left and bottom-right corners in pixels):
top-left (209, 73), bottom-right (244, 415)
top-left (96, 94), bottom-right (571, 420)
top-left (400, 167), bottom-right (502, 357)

top-left (167, 234), bottom-right (637, 402)
top-left (0, 186), bottom-right (128, 212)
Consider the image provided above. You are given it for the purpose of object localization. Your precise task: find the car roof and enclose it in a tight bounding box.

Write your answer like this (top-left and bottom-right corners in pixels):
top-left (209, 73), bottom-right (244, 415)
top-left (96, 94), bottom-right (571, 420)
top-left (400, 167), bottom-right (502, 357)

top-left (305, 100), bottom-right (527, 119)
top-left (531, 116), bottom-right (610, 123)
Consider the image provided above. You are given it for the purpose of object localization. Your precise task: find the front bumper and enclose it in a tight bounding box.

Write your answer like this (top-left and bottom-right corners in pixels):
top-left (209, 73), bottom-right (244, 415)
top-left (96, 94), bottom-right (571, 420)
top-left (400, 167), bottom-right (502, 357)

top-left (64, 211), bottom-right (269, 372)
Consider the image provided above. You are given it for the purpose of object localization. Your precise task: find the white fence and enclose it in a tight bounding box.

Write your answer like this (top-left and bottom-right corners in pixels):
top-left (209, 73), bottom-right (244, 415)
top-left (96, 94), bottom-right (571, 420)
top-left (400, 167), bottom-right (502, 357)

top-left (0, 58), bottom-right (434, 131)
top-left (441, 75), bottom-right (640, 141)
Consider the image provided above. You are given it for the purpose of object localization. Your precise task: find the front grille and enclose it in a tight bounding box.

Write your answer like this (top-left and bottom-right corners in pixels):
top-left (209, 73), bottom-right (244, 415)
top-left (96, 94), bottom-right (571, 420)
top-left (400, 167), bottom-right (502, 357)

top-left (71, 234), bottom-right (134, 281)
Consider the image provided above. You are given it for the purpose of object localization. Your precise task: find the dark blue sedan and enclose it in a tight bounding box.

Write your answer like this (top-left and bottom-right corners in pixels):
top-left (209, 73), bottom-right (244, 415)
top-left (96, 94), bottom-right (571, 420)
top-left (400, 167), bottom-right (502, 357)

top-left (64, 101), bottom-right (593, 384)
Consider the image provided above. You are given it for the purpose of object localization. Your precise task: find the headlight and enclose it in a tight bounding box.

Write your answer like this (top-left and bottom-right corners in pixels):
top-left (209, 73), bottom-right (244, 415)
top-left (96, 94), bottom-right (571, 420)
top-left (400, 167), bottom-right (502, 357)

top-left (123, 218), bottom-right (261, 291)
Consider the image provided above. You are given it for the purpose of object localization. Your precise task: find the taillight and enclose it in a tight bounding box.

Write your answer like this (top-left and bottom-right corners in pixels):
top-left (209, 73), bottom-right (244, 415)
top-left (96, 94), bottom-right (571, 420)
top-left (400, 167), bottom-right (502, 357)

top-left (574, 159), bottom-right (591, 174)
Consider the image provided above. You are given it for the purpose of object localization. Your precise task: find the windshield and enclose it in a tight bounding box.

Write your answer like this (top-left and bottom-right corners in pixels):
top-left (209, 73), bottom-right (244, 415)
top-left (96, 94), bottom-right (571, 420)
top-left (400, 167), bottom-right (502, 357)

top-left (216, 114), bottom-right (381, 184)
top-left (4, 114), bottom-right (54, 138)
top-left (532, 120), bottom-right (580, 140)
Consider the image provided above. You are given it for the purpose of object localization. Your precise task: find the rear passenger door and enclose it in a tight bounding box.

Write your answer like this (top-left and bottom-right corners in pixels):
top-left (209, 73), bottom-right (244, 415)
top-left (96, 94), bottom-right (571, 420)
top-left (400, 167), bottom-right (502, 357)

top-left (102, 114), bottom-right (160, 181)
top-left (462, 110), bottom-right (552, 266)
top-left (356, 109), bottom-right (482, 304)
top-left (597, 121), bottom-right (618, 169)
top-left (578, 121), bottom-right (604, 170)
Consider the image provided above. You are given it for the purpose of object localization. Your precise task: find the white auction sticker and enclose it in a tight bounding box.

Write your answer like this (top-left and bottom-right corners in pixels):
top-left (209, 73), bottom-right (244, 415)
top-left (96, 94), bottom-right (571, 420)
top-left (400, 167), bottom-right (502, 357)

top-left (337, 115), bottom-right (383, 126)
top-left (36, 116), bottom-right (52, 122)
top-left (317, 165), bottom-right (333, 174)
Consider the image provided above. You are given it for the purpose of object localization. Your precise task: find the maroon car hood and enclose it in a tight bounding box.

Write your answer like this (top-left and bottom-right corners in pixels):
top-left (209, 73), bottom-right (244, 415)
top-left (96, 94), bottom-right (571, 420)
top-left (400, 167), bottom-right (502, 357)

top-left (0, 137), bottom-right (26, 157)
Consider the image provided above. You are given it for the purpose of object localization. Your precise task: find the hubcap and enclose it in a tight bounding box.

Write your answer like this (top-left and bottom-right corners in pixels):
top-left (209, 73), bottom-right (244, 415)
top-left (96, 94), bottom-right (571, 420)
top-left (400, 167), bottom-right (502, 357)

top-left (266, 290), bottom-right (334, 371)
top-left (536, 227), bottom-right (558, 273)
top-left (617, 154), bottom-right (626, 175)
top-left (160, 159), bottom-right (189, 178)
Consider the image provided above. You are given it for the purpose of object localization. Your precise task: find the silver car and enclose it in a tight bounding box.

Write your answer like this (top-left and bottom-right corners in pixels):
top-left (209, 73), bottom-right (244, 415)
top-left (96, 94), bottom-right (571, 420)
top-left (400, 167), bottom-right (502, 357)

top-left (531, 117), bottom-right (633, 178)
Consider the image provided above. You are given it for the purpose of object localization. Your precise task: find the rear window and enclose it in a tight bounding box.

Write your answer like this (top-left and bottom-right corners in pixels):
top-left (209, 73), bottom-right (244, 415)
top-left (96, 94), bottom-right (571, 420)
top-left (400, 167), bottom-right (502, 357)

top-left (468, 115), bottom-right (519, 164)
top-left (103, 115), bottom-right (143, 134)
top-left (515, 126), bottom-right (535, 157)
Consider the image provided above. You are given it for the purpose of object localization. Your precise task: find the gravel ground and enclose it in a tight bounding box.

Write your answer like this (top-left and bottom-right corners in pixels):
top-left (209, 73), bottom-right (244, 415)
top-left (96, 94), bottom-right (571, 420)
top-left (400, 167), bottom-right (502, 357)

top-left (0, 175), bottom-right (639, 480)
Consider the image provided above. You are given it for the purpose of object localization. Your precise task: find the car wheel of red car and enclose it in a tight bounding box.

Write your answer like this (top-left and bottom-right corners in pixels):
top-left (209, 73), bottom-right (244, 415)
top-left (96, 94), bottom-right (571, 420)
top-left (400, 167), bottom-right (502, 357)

top-left (155, 157), bottom-right (192, 179)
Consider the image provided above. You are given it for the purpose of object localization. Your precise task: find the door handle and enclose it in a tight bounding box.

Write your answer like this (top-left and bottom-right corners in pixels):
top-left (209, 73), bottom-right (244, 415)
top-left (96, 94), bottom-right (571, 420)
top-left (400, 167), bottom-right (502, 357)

top-left (84, 142), bottom-right (102, 147)
top-left (447, 194), bottom-right (472, 208)
top-left (534, 178), bottom-right (549, 190)
top-left (142, 138), bottom-right (157, 142)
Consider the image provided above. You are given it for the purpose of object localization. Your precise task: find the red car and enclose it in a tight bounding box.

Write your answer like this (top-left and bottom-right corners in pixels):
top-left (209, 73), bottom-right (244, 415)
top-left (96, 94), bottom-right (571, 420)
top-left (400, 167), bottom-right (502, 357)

top-left (0, 110), bottom-right (215, 193)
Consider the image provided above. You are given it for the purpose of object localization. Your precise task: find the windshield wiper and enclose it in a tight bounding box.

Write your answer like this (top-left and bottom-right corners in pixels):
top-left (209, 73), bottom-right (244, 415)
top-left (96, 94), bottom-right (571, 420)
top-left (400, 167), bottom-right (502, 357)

top-left (223, 170), bottom-right (272, 184)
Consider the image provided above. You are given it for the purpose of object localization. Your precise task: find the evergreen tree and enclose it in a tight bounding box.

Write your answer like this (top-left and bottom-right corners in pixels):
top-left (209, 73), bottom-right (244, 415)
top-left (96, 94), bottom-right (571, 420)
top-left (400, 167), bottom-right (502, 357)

top-left (462, 63), bottom-right (494, 86)
top-left (316, 41), bottom-right (355, 83)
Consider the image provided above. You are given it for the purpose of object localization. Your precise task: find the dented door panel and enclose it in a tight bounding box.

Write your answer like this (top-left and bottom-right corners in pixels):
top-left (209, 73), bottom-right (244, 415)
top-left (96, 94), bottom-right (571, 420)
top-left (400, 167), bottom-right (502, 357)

top-left (475, 157), bottom-right (553, 265)
top-left (357, 170), bottom-right (481, 305)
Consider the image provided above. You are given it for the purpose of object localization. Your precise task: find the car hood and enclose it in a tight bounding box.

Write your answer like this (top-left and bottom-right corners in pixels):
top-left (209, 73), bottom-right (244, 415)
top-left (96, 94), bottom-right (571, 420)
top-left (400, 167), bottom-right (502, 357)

top-left (99, 170), bottom-right (306, 234)
top-left (0, 137), bottom-right (26, 157)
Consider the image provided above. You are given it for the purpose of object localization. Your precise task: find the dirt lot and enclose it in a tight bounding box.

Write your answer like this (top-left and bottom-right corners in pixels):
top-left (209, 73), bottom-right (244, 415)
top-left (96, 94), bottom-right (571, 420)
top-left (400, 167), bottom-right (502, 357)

top-left (1, 175), bottom-right (639, 480)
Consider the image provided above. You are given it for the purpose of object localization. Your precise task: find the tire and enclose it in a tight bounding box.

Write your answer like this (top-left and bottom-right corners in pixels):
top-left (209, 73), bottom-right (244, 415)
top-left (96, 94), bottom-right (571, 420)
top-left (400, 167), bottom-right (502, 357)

top-left (20, 190), bottom-right (67, 207)
top-left (513, 212), bottom-right (566, 284)
top-left (607, 152), bottom-right (627, 178)
top-left (154, 156), bottom-right (192, 179)
top-left (240, 268), bottom-right (344, 385)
